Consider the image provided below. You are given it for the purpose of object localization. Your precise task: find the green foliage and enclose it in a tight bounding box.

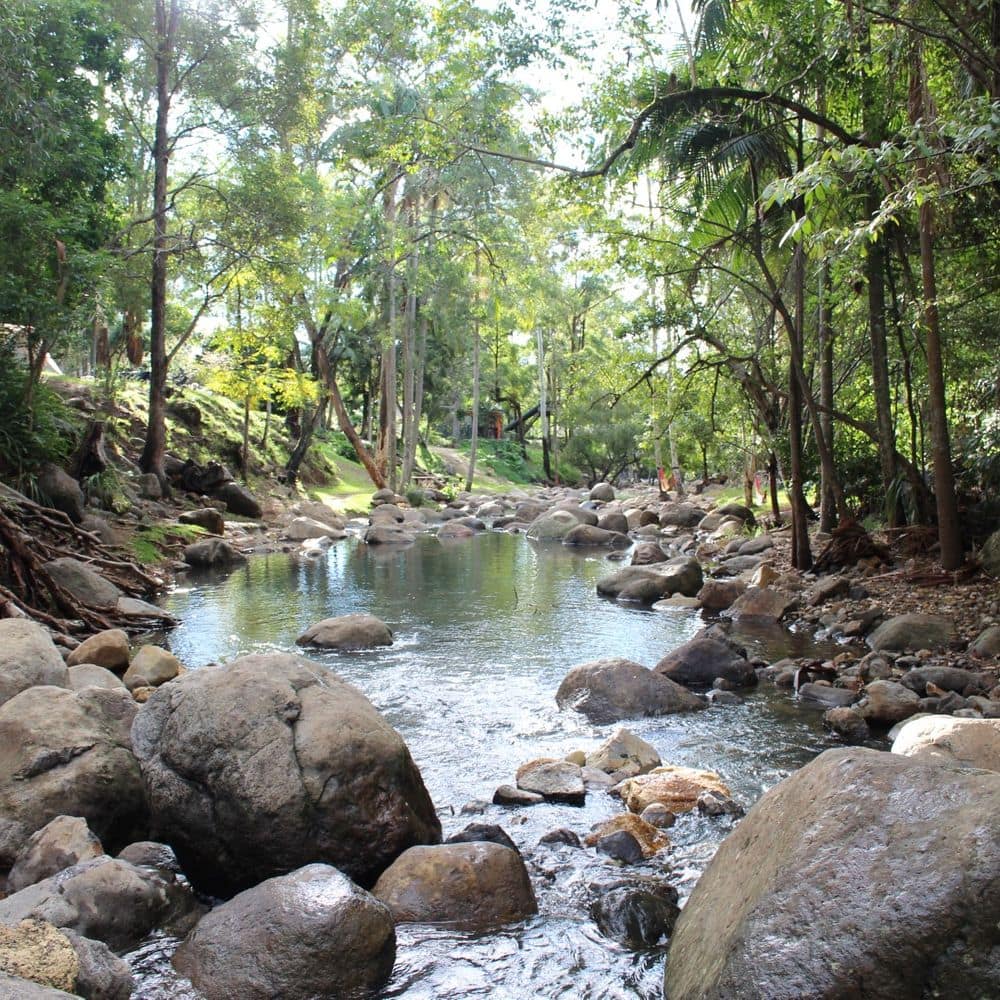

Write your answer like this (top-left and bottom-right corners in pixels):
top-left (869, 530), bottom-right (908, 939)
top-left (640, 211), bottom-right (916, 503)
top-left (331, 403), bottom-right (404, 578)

top-left (404, 487), bottom-right (426, 507)
top-left (0, 348), bottom-right (80, 480)
top-left (131, 522), bottom-right (205, 565)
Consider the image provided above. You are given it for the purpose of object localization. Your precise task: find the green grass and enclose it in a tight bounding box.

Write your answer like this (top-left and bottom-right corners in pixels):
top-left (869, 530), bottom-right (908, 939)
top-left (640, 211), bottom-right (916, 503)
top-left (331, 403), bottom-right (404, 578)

top-left (131, 522), bottom-right (205, 564)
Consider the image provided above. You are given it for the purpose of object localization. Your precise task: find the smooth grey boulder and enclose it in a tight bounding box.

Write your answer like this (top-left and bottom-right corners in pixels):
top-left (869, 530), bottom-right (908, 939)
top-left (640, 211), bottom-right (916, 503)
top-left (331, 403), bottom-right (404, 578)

top-left (61, 929), bottom-right (134, 1000)
top-left (40, 559), bottom-right (121, 610)
top-left (182, 537), bottom-right (247, 568)
top-left (655, 637), bottom-right (757, 690)
top-left (64, 630), bottom-right (129, 673)
top-left (981, 528), bottom-right (1000, 579)
top-left (585, 728), bottom-right (661, 777)
top-left (0, 856), bottom-right (195, 952)
top-left (858, 679), bottom-right (921, 725)
top-left (173, 864), bottom-right (395, 1000)
top-left (0, 972), bottom-right (79, 999)
top-left (289, 501), bottom-right (345, 531)
top-left (295, 613), bottom-right (393, 650)
top-left (630, 542), bottom-right (668, 566)
top-left (899, 665), bottom-right (992, 695)
top-left (867, 613), bottom-right (954, 652)
top-left (970, 625), bottom-right (1000, 658)
top-left (515, 760), bottom-right (585, 806)
top-left (725, 586), bottom-right (797, 622)
top-left (696, 578), bottom-right (745, 611)
top-left (597, 512), bottom-right (629, 534)
top-left (0, 686), bottom-right (146, 867)
top-left (285, 516), bottom-right (344, 541)
top-left (597, 558), bottom-right (703, 604)
top-left (0, 621), bottom-right (69, 708)
top-left (553, 503), bottom-right (599, 526)
top-left (66, 665), bottom-right (125, 693)
top-left (664, 747), bottom-right (1000, 999)
top-left (589, 482), bottom-right (615, 502)
top-left (659, 504), bottom-right (704, 528)
top-left (823, 706), bottom-right (870, 742)
top-left (178, 507), bottom-right (225, 534)
top-left (122, 646), bottom-right (181, 691)
top-left (363, 523), bottom-right (415, 545)
top-left (373, 843), bottom-right (537, 931)
top-left (215, 481), bottom-right (261, 519)
top-left (556, 657), bottom-right (705, 723)
top-left (130, 654), bottom-right (441, 895)
top-left (798, 683), bottom-right (858, 710)
top-left (526, 509), bottom-right (580, 541)
top-left (8, 817), bottom-right (104, 893)
top-left (37, 464), bottom-right (84, 524)
top-left (563, 523), bottom-right (631, 547)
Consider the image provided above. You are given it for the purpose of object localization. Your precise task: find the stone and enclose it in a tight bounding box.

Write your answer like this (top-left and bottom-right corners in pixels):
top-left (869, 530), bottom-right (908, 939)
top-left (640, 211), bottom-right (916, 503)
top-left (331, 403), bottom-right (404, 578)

top-left (696, 578), bottom-right (745, 611)
top-left (586, 728), bottom-right (661, 776)
top-left (515, 760), bottom-right (585, 806)
top-left (806, 574), bottom-right (851, 606)
top-left (116, 840), bottom-right (182, 875)
top-left (492, 785), bottom-right (543, 807)
top-left (66, 665), bottom-right (125, 692)
top-left (173, 864), bottom-right (395, 1000)
top-left (705, 688), bottom-right (742, 706)
top-left (867, 613), bottom-right (954, 652)
top-left (594, 830), bottom-right (643, 864)
top-left (445, 823), bottom-right (519, 855)
top-left (639, 803), bottom-right (676, 829)
top-left (295, 613), bottom-right (393, 650)
top-left (858, 679), bottom-right (921, 725)
top-left (797, 682), bottom-right (858, 710)
top-left (748, 563), bottom-right (780, 588)
top-left (655, 637), bottom-right (757, 690)
top-left (553, 503), bottom-right (599, 526)
top-left (589, 482), bottom-right (615, 502)
top-left (598, 558), bottom-right (703, 604)
top-left (122, 646), bottom-right (182, 691)
top-left (289, 501), bottom-right (345, 531)
top-left (178, 507), bottom-right (225, 534)
top-left (663, 747), bottom-right (1000, 999)
top-left (598, 512), bottom-right (629, 534)
top-left (0, 972), bottom-right (79, 998)
top-left (715, 502), bottom-right (756, 527)
top-left (8, 817), bottom-right (104, 893)
top-left (726, 586), bottom-right (797, 622)
top-left (215, 481), bottom-right (262, 519)
top-left (556, 657), bottom-right (705, 723)
top-left (538, 828), bottom-right (580, 847)
top-left (0, 686), bottom-right (145, 868)
top-left (659, 503), bottom-right (704, 528)
top-left (696, 789), bottom-right (744, 817)
top-left (526, 509), bottom-right (580, 541)
top-left (61, 930), bottom-right (134, 1000)
top-left (137, 473), bottom-right (162, 500)
top-left (40, 559), bottom-right (121, 610)
top-left (981, 528), bottom-right (1000, 579)
top-left (115, 596), bottom-right (174, 621)
top-left (65, 629), bottom-right (129, 673)
top-left (899, 665), bottom-right (992, 696)
top-left (363, 524), bottom-right (415, 545)
top-left (0, 920), bottom-right (78, 995)
top-left (371, 488), bottom-right (396, 504)
top-left (285, 516), bottom-right (345, 541)
top-left (584, 814), bottom-right (669, 858)
top-left (892, 715), bottom-right (1000, 771)
top-left (738, 534), bottom-right (773, 555)
top-left (130, 653), bottom-right (440, 895)
top-left (370, 504), bottom-right (405, 524)
top-left (823, 706), bottom-right (870, 742)
top-left (0, 857), bottom-right (194, 952)
top-left (563, 523), bottom-right (631, 547)
top-left (630, 542), bottom-right (668, 566)
top-left (37, 464), bottom-right (84, 524)
top-left (372, 843), bottom-right (537, 931)
top-left (970, 626), bottom-right (1000, 658)
top-left (590, 884), bottom-right (679, 950)
top-left (182, 537), bottom-right (247, 568)
top-left (0, 620), bottom-right (69, 707)
top-left (437, 521), bottom-right (475, 540)
top-left (618, 765), bottom-right (732, 815)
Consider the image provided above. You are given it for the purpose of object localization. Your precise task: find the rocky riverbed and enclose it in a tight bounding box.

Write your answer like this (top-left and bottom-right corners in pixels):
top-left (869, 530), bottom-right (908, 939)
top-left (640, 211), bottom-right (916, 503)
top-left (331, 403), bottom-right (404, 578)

top-left (2, 477), bottom-right (999, 998)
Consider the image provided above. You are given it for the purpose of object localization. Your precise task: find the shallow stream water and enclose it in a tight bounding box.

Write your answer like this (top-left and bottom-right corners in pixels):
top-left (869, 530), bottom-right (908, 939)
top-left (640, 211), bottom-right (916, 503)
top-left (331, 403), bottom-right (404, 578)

top-left (134, 531), bottom-right (847, 999)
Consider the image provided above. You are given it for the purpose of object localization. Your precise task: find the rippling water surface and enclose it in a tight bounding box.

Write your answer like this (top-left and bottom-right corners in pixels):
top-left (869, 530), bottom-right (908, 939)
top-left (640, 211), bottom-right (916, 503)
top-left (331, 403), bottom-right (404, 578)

top-left (138, 531), bottom-right (844, 999)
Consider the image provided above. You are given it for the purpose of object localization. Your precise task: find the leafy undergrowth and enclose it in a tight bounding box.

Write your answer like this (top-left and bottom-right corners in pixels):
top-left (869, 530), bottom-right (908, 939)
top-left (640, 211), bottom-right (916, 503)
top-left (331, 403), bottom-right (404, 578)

top-left (131, 522), bottom-right (206, 565)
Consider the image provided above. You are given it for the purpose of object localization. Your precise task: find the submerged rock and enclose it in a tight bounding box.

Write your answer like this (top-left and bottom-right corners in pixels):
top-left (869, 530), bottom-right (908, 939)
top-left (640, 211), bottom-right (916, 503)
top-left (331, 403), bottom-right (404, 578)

top-left (591, 882), bottom-right (680, 950)
top-left (295, 613), bottom-right (393, 650)
top-left (515, 760), bottom-right (585, 805)
top-left (655, 637), bottom-right (756, 690)
top-left (618, 765), bottom-right (732, 815)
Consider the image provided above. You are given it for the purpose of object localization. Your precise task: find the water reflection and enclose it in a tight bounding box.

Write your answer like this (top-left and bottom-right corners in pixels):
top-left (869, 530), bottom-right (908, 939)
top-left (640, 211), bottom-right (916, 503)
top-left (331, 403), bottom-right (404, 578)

top-left (152, 533), bottom-right (846, 998)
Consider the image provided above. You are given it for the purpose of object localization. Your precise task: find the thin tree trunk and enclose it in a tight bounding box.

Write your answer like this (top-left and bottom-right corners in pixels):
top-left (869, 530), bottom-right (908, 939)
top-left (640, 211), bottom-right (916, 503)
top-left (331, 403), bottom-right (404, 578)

top-left (140, 0), bottom-right (178, 493)
top-left (400, 190), bottom-right (420, 487)
top-left (376, 174), bottom-right (401, 489)
top-left (465, 251), bottom-right (482, 493)
top-left (536, 327), bottom-right (551, 481)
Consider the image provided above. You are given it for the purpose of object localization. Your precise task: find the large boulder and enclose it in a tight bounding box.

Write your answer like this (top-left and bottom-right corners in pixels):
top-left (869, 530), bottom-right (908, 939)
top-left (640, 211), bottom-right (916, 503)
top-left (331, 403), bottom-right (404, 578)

top-left (0, 686), bottom-right (146, 867)
top-left (67, 665), bottom-right (125, 693)
top-left (172, 864), bottom-right (395, 1000)
top-left (563, 524), bottom-right (631, 548)
top-left (122, 646), bottom-right (182, 691)
top-left (981, 527), bottom-right (1000, 579)
top-left (725, 586), bottom-right (797, 623)
top-left (899, 664), bottom-right (992, 696)
top-left (7, 816), bottom-right (104, 893)
top-left (696, 579), bottom-right (746, 611)
top-left (586, 728), bottom-right (661, 777)
top-left (526, 509), bottom-right (580, 541)
top-left (0, 856), bottom-right (195, 952)
top-left (372, 843), bottom-right (537, 931)
top-left (596, 558), bottom-right (703, 604)
top-left (630, 542), bottom-right (668, 566)
top-left (892, 716), bottom-right (1000, 771)
top-left (215, 481), bottom-right (262, 519)
top-left (590, 882), bottom-right (679, 950)
top-left (295, 613), bottom-right (393, 650)
top-left (40, 559), bottom-right (121, 610)
top-left (0, 621), bottom-right (69, 708)
top-left (659, 504), bottom-right (704, 528)
top-left (130, 653), bottom-right (441, 895)
top-left (363, 524), bottom-right (416, 545)
top-left (867, 613), bottom-right (954, 652)
top-left (515, 759), bottom-right (585, 805)
top-left (64, 630), bottom-right (129, 673)
top-left (285, 516), bottom-right (345, 541)
top-left (37, 464), bottom-right (84, 524)
top-left (178, 507), bottom-right (225, 535)
top-left (858, 679), bottom-right (921, 725)
top-left (589, 482), bottom-right (615, 502)
top-left (556, 658), bottom-right (705, 724)
top-left (664, 748), bottom-right (1000, 999)
top-left (655, 636), bottom-right (757, 689)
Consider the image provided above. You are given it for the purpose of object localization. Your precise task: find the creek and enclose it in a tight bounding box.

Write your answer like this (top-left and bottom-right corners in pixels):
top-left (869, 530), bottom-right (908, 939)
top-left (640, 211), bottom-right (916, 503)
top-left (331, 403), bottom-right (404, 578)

top-left (134, 531), bottom-right (847, 999)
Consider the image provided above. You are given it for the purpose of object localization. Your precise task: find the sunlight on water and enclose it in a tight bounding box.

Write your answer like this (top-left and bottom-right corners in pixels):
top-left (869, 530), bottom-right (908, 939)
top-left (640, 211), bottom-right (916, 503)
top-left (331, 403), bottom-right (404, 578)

top-left (142, 532), bottom-right (844, 998)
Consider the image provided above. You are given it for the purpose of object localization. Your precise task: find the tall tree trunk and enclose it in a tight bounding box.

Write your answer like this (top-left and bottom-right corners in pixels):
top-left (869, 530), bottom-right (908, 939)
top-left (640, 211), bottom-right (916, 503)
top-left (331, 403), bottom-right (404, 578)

top-left (788, 239), bottom-right (813, 570)
top-left (376, 174), bottom-right (401, 489)
top-left (465, 251), bottom-right (482, 493)
top-left (536, 327), bottom-right (551, 481)
top-left (140, 0), bottom-right (178, 493)
top-left (400, 190), bottom-right (420, 487)
top-left (817, 264), bottom-right (836, 531)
